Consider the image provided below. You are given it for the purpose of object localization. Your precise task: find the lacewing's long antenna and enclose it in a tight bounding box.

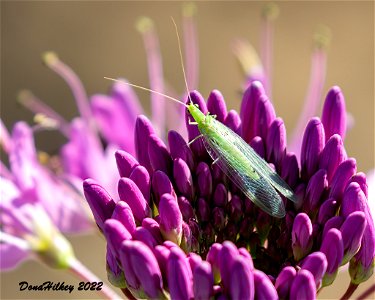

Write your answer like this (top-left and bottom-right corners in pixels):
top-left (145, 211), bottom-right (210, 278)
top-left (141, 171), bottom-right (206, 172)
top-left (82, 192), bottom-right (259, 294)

top-left (103, 77), bottom-right (187, 107)
top-left (104, 18), bottom-right (192, 108)
top-left (171, 17), bottom-right (192, 104)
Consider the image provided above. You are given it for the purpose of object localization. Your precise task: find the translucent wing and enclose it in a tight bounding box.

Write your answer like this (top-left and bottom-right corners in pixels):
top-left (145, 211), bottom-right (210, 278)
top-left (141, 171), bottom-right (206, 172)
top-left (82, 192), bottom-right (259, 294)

top-left (199, 117), bottom-right (298, 217)
top-left (201, 119), bottom-right (287, 218)
top-left (204, 118), bottom-right (298, 203)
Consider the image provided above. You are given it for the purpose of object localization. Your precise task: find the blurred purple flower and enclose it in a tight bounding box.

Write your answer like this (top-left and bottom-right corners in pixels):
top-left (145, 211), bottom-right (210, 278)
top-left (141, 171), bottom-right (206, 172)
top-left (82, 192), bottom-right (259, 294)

top-left (0, 121), bottom-right (92, 270)
top-left (16, 6), bottom-right (199, 197)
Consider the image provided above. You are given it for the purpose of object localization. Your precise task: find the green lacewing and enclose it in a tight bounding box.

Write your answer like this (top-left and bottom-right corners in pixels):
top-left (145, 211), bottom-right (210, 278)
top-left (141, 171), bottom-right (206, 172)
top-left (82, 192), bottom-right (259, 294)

top-left (104, 19), bottom-right (297, 218)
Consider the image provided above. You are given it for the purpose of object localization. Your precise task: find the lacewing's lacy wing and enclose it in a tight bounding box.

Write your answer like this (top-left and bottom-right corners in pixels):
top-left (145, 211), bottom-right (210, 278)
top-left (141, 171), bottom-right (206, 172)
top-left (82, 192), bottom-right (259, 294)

top-left (200, 117), bottom-right (287, 218)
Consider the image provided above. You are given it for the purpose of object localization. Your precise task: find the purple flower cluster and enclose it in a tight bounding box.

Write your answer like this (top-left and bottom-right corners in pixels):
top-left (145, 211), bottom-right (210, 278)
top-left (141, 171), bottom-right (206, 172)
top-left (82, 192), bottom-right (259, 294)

top-left (84, 81), bottom-right (374, 299)
top-left (84, 82), bottom-right (375, 299)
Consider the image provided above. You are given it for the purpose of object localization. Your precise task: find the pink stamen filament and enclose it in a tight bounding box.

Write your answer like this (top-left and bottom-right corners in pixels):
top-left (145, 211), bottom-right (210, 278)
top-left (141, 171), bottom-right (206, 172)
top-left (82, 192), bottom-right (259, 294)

top-left (289, 48), bottom-right (327, 160)
top-left (260, 16), bottom-right (274, 98)
top-left (183, 3), bottom-right (199, 91)
top-left (44, 53), bottom-right (94, 130)
top-left (68, 258), bottom-right (122, 300)
top-left (18, 90), bottom-right (70, 137)
top-left (138, 19), bottom-right (166, 139)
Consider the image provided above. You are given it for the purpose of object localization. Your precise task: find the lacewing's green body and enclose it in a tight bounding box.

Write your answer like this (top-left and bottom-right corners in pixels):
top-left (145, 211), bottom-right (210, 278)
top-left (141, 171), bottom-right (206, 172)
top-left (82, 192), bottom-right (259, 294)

top-left (188, 104), bottom-right (298, 218)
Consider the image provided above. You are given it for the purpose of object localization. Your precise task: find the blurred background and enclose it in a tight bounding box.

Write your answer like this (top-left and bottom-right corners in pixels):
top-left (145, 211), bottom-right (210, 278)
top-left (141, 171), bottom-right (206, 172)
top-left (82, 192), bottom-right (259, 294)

top-left (1, 1), bottom-right (374, 299)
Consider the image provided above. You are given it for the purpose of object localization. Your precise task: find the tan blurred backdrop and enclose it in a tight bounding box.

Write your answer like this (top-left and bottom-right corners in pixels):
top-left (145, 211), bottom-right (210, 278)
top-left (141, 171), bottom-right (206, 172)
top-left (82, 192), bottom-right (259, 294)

top-left (1, 1), bottom-right (374, 299)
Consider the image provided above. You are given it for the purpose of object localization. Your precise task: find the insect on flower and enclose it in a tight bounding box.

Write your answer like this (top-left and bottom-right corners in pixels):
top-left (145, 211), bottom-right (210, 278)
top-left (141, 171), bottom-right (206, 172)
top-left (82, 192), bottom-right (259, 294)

top-left (105, 19), bottom-right (298, 218)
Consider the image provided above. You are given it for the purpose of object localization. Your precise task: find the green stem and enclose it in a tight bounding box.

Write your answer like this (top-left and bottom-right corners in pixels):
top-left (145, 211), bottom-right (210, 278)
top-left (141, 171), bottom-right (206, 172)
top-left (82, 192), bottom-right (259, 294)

top-left (121, 288), bottom-right (137, 300)
top-left (340, 282), bottom-right (359, 300)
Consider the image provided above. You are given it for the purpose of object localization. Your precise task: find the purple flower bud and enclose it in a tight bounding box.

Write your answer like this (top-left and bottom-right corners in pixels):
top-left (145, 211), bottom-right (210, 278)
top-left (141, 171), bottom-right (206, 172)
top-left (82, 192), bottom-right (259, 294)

top-left (329, 158), bottom-right (357, 201)
top-left (321, 86), bottom-right (346, 141)
top-left (304, 169), bottom-right (328, 212)
top-left (106, 246), bottom-right (126, 288)
top-left (159, 193), bottom-right (183, 245)
top-left (168, 246), bottom-right (193, 300)
top-left (317, 198), bottom-right (338, 225)
top-left (153, 245), bottom-right (170, 284)
top-left (133, 226), bottom-right (158, 250)
top-left (104, 219), bottom-right (132, 257)
top-left (319, 134), bottom-right (347, 182)
top-left (301, 117), bottom-right (325, 181)
top-left (320, 228), bottom-right (344, 286)
top-left (228, 195), bottom-right (243, 223)
top-left (301, 252), bottom-right (328, 288)
top-left (196, 162), bottom-right (212, 198)
top-left (206, 243), bottom-right (223, 284)
top-left (290, 269), bottom-right (316, 300)
top-left (135, 115), bottom-right (155, 173)
top-left (83, 179), bottom-right (115, 231)
top-left (275, 266), bottom-right (296, 299)
top-left (219, 241), bottom-right (239, 291)
top-left (249, 136), bottom-right (265, 158)
top-left (181, 222), bottom-right (195, 252)
top-left (152, 170), bottom-right (176, 206)
top-left (118, 178), bottom-right (151, 223)
top-left (341, 182), bottom-right (368, 217)
top-left (211, 162), bottom-right (226, 183)
top-left (193, 261), bottom-right (214, 300)
top-left (254, 270), bottom-right (278, 300)
top-left (163, 240), bottom-right (179, 249)
top-left (292, 213), bottom-right (313, 261)
top-left (322, 216), bottom-right (344, 240)
top-left (253, 95), bottom-right (276, 141)
top-left (115, 150), bottom-right (139, 178)
top-left (174, 158), bottom-right (193, 199)
top-left (281, 152), bottom-right (299, 188)
top-left (340, 211), bottom-right (366, 264)
top-left (112, 201), bottom-right (136, 235)
top-left (266, 117), bottom-right (286, 170)
top-left (129, 165), bottom-right (150, 203)
top-left (213, 183), bottom-right (228, 207)
top-left (229, 256), bottom-right (255, 300)
top-left (349, 172), bottom-right (368, 198)
top-left (120, 240), bottom-right (163, 298)
top-left (188, 219), bottom-right (200, 239)
top-left (212, 207), bottom-right (226, 232)
top-left (240, 81), bottom-right (265, 143)
top-left (341, 184), bottom-right (375, 284)
top-left (168, 130), bottom-right (195, 171)
top-left (178, 196), bottom-right (195, 222)
top-left (185, 90), bottom-right (208, 158)
top-left (207, 89), bottom-right (227, 122)
top-left (197, 198), bottom-right (210, 223)
top-left (148, 133), bottom-right (172, 175)
top-left (188, 252), bottom-right (202, 273)
top-left (142, 218), bottom-right (163, 244)
top-left (238, 247), bottom-right (254, 270)
top-left (225, 109), bottom-right (241, 135)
